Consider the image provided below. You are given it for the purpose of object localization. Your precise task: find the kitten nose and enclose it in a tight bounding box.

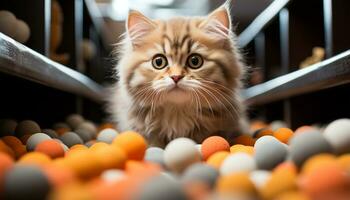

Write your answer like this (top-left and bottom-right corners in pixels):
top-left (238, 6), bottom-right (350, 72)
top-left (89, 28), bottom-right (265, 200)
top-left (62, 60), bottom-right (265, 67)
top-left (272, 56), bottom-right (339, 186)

top-left (170, 75), bottom-right (184, 83)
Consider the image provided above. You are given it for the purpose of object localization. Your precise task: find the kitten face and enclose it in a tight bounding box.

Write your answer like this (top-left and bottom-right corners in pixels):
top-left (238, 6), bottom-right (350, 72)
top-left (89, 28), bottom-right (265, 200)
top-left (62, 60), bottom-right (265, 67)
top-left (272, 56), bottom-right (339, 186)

top-left (111, 3), bottom-right (248, 146)
top-left (119, 7), bottom-right (243, 109)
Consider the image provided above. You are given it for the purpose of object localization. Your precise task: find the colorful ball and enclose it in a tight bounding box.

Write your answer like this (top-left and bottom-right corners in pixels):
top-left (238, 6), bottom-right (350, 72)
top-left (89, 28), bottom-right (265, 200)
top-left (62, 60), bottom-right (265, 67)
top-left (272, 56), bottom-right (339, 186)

top-left (273, 128), bottom-right (294, 144)
top-left (112, 131), bottom-right (147, 161)
top-left (35, 140), bottom-right (65, 159)
top-left (220, 153), bottom-right (256, 175)
top-left (254, 136), bottom-right (288, 170)
top-left (26, 133), bottom-right (51, 152)
top-left (323, 118), bottom-right (350, 154)
top-left (206, 151), bottom-right (230, 169)
top-left (15, 120), bottom-right (41, 137)
top-left (164, 138), bottom-right (201, 173)
top-left (201, 136), bottom-right (230, 160)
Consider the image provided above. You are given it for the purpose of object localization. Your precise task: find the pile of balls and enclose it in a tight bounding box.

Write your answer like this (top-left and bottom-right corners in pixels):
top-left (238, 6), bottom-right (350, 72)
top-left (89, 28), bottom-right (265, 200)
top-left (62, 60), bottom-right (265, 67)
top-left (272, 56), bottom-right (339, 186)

top-left (1, 115), bottom-right (350, 200)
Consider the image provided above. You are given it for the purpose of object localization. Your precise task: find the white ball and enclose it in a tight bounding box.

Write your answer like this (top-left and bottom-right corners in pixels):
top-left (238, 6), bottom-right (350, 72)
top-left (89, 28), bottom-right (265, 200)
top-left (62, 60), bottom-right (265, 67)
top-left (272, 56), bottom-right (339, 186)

top-left (270, 120), bottom-right (288, 131)
top-left (0, 11), bottom-right (17, 37)
top-left (164, 138), bottom-right (201, 173)
top-left (97, 128), bottom-right (118, 144)
top-left (220, 153), bottom-right (256, 175)
top-left (26, 133), bottom-right (52, 152)
top-left (101, 169), bottom-right (125, 182)
top-left (249, 170), bottom-right (271, 189)
top-left (323, 118), bottom-right (350, 154)
top-left (13, 19), bottom-right (30, 43)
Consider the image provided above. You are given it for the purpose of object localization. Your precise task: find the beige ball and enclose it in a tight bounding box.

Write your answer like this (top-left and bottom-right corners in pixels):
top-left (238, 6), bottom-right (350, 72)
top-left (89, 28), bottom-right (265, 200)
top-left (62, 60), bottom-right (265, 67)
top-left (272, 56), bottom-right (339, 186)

top-left (0, 10), bottom-right (17, 38)
top-left (13, 19), bottom-right (30, 43)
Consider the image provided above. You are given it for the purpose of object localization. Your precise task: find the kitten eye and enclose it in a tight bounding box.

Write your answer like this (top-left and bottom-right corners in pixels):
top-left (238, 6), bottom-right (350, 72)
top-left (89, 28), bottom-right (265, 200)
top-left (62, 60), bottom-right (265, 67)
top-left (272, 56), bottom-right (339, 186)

top-left (152, 54), bottom-right (168, 70)
top-left (187, 53), bottom-right (203, 69)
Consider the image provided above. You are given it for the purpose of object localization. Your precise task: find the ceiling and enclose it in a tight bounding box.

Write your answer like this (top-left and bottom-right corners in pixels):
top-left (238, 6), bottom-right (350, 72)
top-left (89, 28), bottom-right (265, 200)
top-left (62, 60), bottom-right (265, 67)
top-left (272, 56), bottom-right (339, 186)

top-left (96, 0), bottom-right (273, 45)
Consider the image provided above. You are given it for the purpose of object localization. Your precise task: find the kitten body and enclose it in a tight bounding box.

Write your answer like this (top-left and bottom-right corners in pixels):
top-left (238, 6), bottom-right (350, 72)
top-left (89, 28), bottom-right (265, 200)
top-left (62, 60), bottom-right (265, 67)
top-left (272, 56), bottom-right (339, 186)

top-left (110, 4), bottom-right (248, 147)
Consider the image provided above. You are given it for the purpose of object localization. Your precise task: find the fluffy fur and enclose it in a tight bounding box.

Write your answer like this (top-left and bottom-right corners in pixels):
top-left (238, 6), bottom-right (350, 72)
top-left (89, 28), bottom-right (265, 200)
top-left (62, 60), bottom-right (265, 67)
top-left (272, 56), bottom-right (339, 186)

top-left (109, 3), bottom-right (248, 147)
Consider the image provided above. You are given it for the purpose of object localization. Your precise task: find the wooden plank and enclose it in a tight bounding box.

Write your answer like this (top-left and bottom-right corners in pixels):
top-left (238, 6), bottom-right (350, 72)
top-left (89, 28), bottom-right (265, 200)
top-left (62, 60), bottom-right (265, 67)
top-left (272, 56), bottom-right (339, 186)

top-left (0, 32), bottom-right (105, 103)
top-left (244, 50), bottom-right (350, 106)
top-left (238, 0), bottom-right (291, 47)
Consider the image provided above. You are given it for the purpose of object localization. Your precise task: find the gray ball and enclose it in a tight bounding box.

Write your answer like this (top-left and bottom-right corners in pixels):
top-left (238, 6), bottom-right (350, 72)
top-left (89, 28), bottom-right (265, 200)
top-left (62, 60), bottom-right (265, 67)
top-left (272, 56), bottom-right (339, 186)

top-left (181, 163), bottom-right (219, 188)
top-left (97, 128), bottom-right (118, 144)
top-left (254, 136), bottom-right (288, 170)
top-left (77, 121), bottom-right (97, 138)
top-left (66, 114), bottom-right (84, 129)
top-left (289, 130), bottom-right (333, 166)
top-left (323, 118), bottom-right (350, 154)
top-left (15, 120), bottom-right (41, 137)
top-left (0, 119), bottom-right (17, 136)
top-left (41, 129), bottom-right (58, 139)
top-left (145, 147), bottom-right (165, 167)
top-left (26, 133), bottom-right (51, 151)
top-left (75, 128), bottom-right (92, 143)
top-left (4, 165), bottom-right (51, 200)
top-left (52, 122), bottom-right (70, 130)
top-left (135, 175), bottom-right (187, 200)
top-left (59, 132), bottom-right (83, 147)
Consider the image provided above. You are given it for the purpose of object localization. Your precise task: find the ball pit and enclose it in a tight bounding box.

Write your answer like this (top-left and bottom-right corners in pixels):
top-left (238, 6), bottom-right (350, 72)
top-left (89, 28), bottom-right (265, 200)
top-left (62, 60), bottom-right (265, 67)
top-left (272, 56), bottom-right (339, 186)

top-left (0, 116), bottom-right (349, 200)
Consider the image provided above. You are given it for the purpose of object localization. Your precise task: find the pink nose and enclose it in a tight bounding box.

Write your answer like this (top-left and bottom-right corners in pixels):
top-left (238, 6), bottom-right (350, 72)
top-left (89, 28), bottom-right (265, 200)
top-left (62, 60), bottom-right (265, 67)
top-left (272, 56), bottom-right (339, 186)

top-left (170, 75), bottom-right (184, 83)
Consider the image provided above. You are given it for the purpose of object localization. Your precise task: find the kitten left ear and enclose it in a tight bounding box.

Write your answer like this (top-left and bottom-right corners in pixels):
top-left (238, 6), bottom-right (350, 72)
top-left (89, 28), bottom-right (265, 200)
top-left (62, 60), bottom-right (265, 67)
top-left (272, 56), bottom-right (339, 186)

top-left (201, 2), bottom-right (232, 38)
top-left (126, 10), bottom-right (156, 47)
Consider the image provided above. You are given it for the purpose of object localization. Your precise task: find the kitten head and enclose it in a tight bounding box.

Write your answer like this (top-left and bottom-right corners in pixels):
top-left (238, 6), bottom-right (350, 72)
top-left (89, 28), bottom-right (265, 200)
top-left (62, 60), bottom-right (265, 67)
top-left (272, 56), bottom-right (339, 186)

top-left (117, 3), bottom-right (244, 107)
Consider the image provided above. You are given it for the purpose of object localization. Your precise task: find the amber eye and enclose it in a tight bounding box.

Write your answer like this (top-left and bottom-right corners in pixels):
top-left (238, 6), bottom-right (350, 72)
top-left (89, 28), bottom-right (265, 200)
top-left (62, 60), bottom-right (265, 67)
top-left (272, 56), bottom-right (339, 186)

top-left (187, 53), bottom-right (203, 69)
top-left (152, 54), bottom-right (168, 69)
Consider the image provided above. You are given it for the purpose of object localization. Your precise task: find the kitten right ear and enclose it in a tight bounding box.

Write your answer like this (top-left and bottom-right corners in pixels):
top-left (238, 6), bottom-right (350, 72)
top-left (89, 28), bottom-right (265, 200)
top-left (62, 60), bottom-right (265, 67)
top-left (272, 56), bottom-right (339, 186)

top-left (126, 10), bottom-right (156, 47)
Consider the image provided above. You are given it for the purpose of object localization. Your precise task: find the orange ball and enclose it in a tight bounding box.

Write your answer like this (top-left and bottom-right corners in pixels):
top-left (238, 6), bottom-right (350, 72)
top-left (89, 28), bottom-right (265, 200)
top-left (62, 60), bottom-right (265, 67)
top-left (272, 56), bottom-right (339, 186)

top-left (98, 123), bottom-right (116, 132)
top-left (70, 144), bottom-right (88, 151)
top-left (11, 144), bottom-right (27, 159)
top-left (35, 140), bottom-right (65, 159)
top-left (299, 163), bottom-right (349, 198)
top-left (216, 172), bottom-right (256, 194)
top-left (273, 128), bottom-right (294, 144)
top-left (254, 128), bottom-right (274, 138)
top-left (55, 127), bottom-right (71, 136)
top-left (301, 154), bottom-right (336, 175)
top-left (337, 154), bottom-right (350, 172)
top-left (250, 120), bottom-right (268, 131)
top-left (261, 164), bottom-right (297, 199)
top-left (201, 136), bottom-right (230, 160)
top-left (233, 135), bottom-right (256, 146)
top-left (43, 164), bottom-right (77, 187)
top-left (89, 142), bottom-right (109, 151)
top-left (65, 150), bottom-right (102, 179)
top-left (0, 140), bottom-right (15, 158)
top-left (112, 131), bottom-right (147, 160)
top-left (93, 145), bottom-right (127, 170)
top-left (1, 136), bottom-right (22, 148)
top-left (275, 191), bottom-right (311, 200)
top-left (18, 152), bottom-right (51, 166)
top-left (294, 126), bottom-right (316, 135)
top-left (0, 152), bottom-right (14, 193)
top-left (206, 151), bottom-right (230, 169)
top-left (230, 144), bottom-right (254, 155)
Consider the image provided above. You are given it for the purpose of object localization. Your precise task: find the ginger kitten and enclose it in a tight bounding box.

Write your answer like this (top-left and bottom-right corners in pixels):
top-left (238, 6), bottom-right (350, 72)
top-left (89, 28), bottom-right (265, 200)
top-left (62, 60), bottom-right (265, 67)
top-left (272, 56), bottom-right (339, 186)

top-left (110, 3), bottom-right (248, 147)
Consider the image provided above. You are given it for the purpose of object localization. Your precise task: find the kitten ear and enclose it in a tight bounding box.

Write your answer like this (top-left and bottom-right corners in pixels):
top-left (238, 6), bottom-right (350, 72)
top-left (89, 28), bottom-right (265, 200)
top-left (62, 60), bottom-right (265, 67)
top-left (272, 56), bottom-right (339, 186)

top-left (201, 2), bottom-right (232, 39)
top-left (126, 10), bottom-right (156, 46)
